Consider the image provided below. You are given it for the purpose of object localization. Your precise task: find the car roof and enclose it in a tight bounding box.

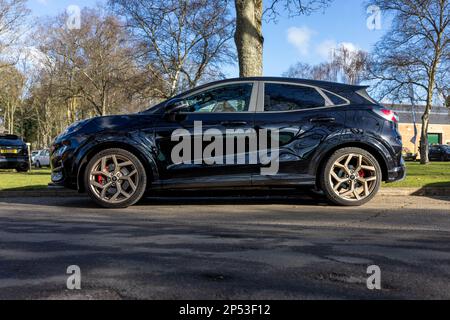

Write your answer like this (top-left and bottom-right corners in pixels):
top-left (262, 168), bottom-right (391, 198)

top-left (0, 134), bottom-right (21, 140)
top-left (188, 77), bottom-right (369, 94)
top-left (145, 77), bottom-right (375, 113)
top-left (168, 77), bottom-right (371, 105)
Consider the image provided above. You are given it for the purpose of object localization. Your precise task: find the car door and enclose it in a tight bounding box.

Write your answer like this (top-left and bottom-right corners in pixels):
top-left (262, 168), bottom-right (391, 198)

top-left (36, 151), bottom-right (43, 164)
top-left (429, 146), bottom-right (439, 160)
top-left (153, 81), bottom-right (258, 188)
top-left (252, 81), bottom-right (347, 186)
top-left (43, 150), bottom-right (50, 166)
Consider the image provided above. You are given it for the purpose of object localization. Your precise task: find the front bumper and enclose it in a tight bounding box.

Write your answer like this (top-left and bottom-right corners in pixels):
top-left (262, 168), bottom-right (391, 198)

top-left (50, 143), bottom-right (79, 190)
top-left (0, 156), bottom-right (30, 170)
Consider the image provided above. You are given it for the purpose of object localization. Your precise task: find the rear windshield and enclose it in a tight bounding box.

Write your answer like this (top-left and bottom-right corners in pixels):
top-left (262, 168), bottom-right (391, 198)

top-left (0, 135), bottom-right (19, 140)
top-left (0, 135), bottom-right (23, 145)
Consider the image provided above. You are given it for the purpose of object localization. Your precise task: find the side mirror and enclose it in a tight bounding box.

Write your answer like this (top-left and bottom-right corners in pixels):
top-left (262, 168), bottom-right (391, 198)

top-left (165, 99), bottom-right (189, 114)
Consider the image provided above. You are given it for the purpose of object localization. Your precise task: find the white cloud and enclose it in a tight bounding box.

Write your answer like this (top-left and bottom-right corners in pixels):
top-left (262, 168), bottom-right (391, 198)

top-left (316, 39), bottom-right (337, 60)
top-left (316, 40), bottom-right (360, 60)
top-left (36, 0), bottom-right (49, 5)
top-left (287, 26), bottom-right (315, 56)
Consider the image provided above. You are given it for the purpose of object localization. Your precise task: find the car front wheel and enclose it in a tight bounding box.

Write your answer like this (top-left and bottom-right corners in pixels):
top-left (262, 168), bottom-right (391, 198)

top-left (84, 148), bottom-right (147, 208)
top-left (320, 147), bottom-right (382, 206)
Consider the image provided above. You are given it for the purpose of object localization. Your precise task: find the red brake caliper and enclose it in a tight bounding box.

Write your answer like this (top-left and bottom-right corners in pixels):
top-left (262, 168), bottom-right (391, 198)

top-left (359, 170), bottom-right (366, 178)
top-left (97, 165), bottom-right (109, 185)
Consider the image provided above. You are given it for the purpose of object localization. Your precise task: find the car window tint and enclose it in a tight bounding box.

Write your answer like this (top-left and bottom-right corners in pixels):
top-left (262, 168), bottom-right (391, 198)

top-left (264, 84), bottom-right (325, 111)
top-left (325, 91), bottom-right (347, 105)
top-left (184, 83), bottom-right (253, 113)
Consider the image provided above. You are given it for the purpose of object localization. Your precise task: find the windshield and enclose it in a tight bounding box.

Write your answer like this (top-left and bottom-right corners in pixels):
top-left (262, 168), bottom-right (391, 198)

top-left (142, 100), bottom-right (167, 114)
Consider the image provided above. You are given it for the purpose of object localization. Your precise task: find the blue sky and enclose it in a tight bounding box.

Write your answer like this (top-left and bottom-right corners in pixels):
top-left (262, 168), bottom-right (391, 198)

top-left (27, 0), bottom-right (388, 77)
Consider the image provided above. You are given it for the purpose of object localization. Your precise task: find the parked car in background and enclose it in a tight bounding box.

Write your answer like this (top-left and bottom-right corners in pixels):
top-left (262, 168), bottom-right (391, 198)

top-left (51, 77), bottom-right (406, 208)
top-left (429, 145), bottom-right (450, 161)
top-left (31, 151), bottom-right (39, 164)
top-left (0, 134), bottom-right (30, 172)
top-left (402, 147), bottom-right (418, 162)
top-left (34, 149), bottom-right (50, 168)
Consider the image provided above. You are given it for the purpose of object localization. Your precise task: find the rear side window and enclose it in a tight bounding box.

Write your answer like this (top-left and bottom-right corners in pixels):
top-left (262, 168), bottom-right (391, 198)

top-left (264, 83), bottom-right (325, 112)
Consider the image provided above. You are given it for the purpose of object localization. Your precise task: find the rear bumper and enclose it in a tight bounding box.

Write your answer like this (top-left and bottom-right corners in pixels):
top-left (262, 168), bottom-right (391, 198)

top-left (386, 158), bottom-right (406, 183)
top-left (0, 156), bottom-right (30, 170)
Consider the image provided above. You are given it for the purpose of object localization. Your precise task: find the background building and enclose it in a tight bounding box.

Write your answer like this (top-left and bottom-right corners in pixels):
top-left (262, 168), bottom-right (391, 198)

top-left (387, 104), bottom-right (450, 154)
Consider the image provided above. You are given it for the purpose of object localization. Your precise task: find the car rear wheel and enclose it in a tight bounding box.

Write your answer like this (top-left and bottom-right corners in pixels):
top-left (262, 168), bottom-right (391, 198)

top-left (320, 147), bottom-right (382, 206)
top-left (84, 148), bottom-right (147, 209)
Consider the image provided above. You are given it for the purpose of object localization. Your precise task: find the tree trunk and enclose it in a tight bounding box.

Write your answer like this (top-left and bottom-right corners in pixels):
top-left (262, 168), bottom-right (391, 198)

top-left (419, 109), bottom-right (430, 164)
top-left (420, 57), bottom-right (439, 164)
top-left (234, 0), bottom-right (263, 77)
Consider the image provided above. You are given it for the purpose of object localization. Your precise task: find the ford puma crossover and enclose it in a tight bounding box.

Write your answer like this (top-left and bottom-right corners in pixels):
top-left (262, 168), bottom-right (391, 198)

top-left (50, 77), bottom-right (405, 208)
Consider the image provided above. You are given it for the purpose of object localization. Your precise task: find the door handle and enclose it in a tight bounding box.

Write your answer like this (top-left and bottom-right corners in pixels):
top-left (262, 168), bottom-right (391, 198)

top-left (220, 121), bottom-right (248, 126)
top-left (310, 117), bottom-right (336, 123)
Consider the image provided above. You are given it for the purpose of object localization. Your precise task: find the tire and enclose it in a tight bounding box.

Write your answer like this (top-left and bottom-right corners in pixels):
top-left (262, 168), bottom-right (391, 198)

top-left (35, 161), bottom-right (41, 169)
top-left (84, 148), bottom-right (147, 209)
top-left (320, 147), bottom-right (382, 206)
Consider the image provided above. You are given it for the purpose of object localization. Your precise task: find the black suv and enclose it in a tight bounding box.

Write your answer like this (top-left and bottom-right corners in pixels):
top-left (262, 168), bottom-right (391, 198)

top-left (0, 134), bottom-right (30, 172)
top-left (51, 78), bottom-right (405, 208)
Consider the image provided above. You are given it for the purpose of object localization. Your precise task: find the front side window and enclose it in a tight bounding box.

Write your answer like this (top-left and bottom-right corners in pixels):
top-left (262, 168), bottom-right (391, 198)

top-left (264, 83), bottom-right (325, 112)
top-left (183, 83), bottom-right (253, 113)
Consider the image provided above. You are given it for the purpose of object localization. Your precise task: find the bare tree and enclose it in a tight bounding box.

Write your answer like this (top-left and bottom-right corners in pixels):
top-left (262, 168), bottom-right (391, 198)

top-left (367, 0), bottom-right (449, 164)
top-left (283, 62), bottom-right (313, 78)
top-left (234, 0), bottom-right (333, 77)
top-left (284, 45), bottom-right (367, 84)
top-left (35, 8), bottom-right (152, 119)
top-left (283, 61), bottom-right (338, 81)
top-left (0, 64), bottom-right (24, 134)
top-left (332, 46), bottom-right (368, 85)
top-left (110, 0), bottom-right (235, 99)
top-left (0, 0), bottom-right (29, 67)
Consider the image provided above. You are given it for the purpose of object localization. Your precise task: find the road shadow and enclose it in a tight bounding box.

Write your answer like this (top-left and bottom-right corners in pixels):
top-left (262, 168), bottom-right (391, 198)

top-left (139, 188), bottom-right (329, 206)
top-left (0, 188), bottom-right (331, 208)
top-left (412, 182), bottom-right (450, 202)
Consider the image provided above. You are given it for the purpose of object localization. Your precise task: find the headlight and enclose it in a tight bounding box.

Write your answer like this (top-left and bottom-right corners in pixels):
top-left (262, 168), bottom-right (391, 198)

top-left (61, 119), bottom-right (90, 137)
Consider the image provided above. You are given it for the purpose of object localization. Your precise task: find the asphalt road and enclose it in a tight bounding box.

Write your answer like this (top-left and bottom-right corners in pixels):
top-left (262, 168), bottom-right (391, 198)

top-left (0, 191), bottom-right (449, 300)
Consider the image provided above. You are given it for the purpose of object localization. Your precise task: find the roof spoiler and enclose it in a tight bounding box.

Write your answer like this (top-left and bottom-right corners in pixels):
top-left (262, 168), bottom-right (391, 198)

top-left (354, 86), bottom-right (377, 104)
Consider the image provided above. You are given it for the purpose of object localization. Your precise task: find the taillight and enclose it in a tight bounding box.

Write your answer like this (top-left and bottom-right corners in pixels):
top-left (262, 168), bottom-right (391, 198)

top-left (373, 108), bottom-right (399, 123)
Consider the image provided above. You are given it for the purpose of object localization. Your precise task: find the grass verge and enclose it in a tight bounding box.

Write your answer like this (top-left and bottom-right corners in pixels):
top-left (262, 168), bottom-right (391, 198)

top-left (0, 169), bottom-right (51, 191)
top-left (384, 162), bottom-right (450, 188)
top-left (0, 163), bottom-right (449, 191)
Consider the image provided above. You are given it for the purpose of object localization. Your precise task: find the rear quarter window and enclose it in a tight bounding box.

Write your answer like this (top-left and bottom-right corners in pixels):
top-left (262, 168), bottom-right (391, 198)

top-left (324, 91), bottom-right (348, 105)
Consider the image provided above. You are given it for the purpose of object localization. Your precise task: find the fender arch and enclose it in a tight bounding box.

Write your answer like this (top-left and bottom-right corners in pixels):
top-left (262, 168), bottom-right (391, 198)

top-left (310, 133), bottom-right (395, 186)
top-left (74, 135), bottom-right (159, 192)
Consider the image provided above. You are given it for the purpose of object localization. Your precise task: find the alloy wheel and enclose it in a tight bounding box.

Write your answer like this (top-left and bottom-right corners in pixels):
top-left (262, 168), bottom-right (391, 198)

top-left (89, 154), bottom-right (139, 204)
top-left (329, 153), bottom-right (378, 202)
